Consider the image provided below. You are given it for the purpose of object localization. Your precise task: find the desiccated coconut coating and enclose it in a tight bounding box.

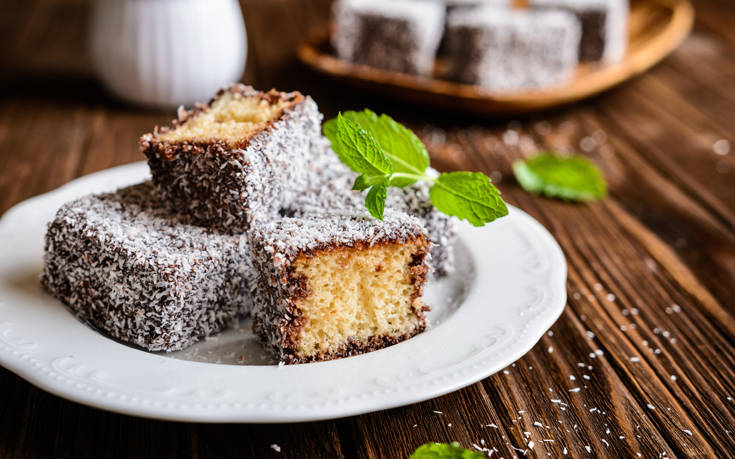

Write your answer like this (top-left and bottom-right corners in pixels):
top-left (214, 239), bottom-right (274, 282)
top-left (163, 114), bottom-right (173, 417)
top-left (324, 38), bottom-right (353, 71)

top-left (437, 0), bottom-right (513, 56)
top-left (285, 137), bottom-right (458, 276)
top-left (446, 7), bottom-right (581, 91)
top-left (249, 210), bottom-right (430, 364)
top-left (41, 182), bottom-right (255, 352)
top-left (140, 84), bottom-right (322, 231)
top-left (529, 0), bottom-right (628, 63)
top-left (332, 0), bottom-right (445, 75)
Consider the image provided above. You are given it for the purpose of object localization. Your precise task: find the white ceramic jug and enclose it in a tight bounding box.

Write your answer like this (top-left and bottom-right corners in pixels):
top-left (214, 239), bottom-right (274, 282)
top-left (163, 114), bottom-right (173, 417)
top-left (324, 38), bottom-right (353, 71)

top-left (89, 0), bottom-right (247, 108)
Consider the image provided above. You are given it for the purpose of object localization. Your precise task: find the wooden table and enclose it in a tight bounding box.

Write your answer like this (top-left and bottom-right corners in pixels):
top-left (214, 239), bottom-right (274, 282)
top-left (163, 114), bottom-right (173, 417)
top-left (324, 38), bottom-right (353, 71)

top-left (1, 0), bottom-right (734, 457)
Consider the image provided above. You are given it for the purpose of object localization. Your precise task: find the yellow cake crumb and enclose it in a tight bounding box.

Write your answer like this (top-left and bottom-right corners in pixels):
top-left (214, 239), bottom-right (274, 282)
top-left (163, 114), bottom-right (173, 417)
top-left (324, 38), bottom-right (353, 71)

top-left (292, 241), bottom-right (425, 357)
top-left (158, 91), bottom-right (295, 145)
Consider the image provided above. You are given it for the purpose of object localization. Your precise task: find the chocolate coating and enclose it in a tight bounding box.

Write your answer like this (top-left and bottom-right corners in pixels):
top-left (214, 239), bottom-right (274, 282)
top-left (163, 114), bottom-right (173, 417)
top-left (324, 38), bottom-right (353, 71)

top-left (41, 182), bottom-right (255, 352)
top-left (140, 84), bottom-right (322, 231)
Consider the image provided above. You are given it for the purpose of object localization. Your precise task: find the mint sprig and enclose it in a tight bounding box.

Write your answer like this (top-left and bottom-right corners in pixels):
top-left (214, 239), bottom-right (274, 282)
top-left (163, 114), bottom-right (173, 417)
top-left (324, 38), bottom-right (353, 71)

top-left (513, 153), bottom-right (607, 201)
top-left (323, 110), bottom-right (508, 226)
top-left (409, 442), bottom-right (484, 459)
top-left (365, 184), bottom-right (387, 219)
top-left (430, 172), bottom-right (510, 226)
top-left (335, 115), bottom-right (392, 178)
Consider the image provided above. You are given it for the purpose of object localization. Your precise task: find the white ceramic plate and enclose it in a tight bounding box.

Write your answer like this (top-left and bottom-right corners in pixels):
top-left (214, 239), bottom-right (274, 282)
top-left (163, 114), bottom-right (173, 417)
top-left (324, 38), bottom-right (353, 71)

top-left (0, 162), bottom-right (566, 423)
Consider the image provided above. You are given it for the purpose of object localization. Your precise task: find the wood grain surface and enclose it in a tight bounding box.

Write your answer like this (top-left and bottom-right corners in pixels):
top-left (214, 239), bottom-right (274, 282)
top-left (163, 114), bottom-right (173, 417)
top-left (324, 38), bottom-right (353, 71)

top-left (1, 0), bottom-right (734, 458)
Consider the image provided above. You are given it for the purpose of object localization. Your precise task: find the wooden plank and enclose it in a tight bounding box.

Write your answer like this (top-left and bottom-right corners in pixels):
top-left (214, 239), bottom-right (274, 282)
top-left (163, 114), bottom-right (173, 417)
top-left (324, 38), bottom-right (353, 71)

top-left (574, 107), bottom-right (735, 312)
top-left (691, 0), bottom-right (735, 46)
top-left (0, 1), bottom-right (734, 458)
top-left (596, 75), bottom-right (735, 231)
top-left (0, 0), bottom-right (89, 79)
top-left (339, 385), bottom-right (523, 458)
top-left (240, 0), bottom-right (329, 90)
top-left (76, 109), bottom-right (166, 176)
top-left (0, 100), bottom-right (91, 214)
top-left (458, 126), bottom-right (734, 454)
top-left (0, 369), bottom-right (345, 458)
top-left (520, 106), bottom-right (735, 331)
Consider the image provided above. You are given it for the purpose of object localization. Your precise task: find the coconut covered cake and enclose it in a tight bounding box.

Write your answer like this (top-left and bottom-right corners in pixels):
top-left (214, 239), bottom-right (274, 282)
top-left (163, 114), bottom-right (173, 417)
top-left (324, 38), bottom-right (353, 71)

top-left (530, 0), bottom-right (628, 63)
top-left (446, 7), bottom-right (581, 91)
top-left (140, 84), bottom-right (321, 231)
top-left (249, 210), bottom-right (430, 364)
top-left (42, 84), bottom-right (465, 362)
top-left (41, 182), bottom-right (255, 352)
top-left (332, 0), bottom-right (445, 75)
top-left (290, 137), bottom-right (458, 276)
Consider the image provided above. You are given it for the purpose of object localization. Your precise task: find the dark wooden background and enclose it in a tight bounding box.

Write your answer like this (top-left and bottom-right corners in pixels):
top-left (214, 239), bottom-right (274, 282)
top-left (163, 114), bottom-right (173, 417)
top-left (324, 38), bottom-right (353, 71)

top-left (1, 0), bottom-right (734, 457)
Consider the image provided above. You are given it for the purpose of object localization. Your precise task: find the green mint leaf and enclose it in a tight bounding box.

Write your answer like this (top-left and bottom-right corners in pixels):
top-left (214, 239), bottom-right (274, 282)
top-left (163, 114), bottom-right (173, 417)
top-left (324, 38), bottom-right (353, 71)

top-left (322, 118), bottom-right (348, 164)
top-left (429, 171), bottom-right (509, 227)
top-left (325, 108), bottom-right (509, 225)
top-left (354, 174), bottom-right (391, 191)
top-left (335, 114), bottom-right (393, 177)
top-left (352, 175), bottom-right (369, 191)
top-left (341, 109), bottom-right (429, 187)
top-left (513, 153), bottom-right (607, 201)
top-left (365, 185), bottom-right (387, 220)
top-left (409, 442), bottom-right (484, 459)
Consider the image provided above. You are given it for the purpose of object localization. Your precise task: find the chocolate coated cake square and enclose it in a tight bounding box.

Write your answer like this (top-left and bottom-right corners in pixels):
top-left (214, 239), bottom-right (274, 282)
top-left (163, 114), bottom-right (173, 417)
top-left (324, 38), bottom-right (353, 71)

top-left (249, 210), bottom-right (430, 364)
top-left (530, 0), bottom-right (628, 63)
top-left (446, 7), bottom-right (581, 91)
top-left (41, 182), bottom-right (254, 352)
top-left (140, 84), bottom-right (321, 231)
top-left (332, 0), bottom-right (445, 75)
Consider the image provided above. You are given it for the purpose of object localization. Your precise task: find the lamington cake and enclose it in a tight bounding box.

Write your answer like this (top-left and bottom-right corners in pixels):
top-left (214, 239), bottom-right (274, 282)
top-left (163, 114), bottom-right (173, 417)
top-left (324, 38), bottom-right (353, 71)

top-left (332, 0), bottom-right (445, 75)
top-left (41, 182), bottom-right (255, 352)
top-left (446, 7), bottom-right (581, 91)
top-left (288, 137), bottom-right (458, 276)
top-left (437, 0), bottom-right (514, 57)
top-left (140, 84), bottom-right (321, 231)
top-left (530, 0), bottom-right (628, 63)
top-left (249, 211), bottom-right (430, 364)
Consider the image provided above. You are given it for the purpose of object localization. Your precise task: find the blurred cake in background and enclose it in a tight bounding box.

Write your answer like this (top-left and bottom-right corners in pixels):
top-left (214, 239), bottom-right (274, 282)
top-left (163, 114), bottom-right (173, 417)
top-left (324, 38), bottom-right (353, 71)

top-left (332, 0), bottom-right (445, 75)
top-left (530, 0), bottom-right (628, 63)
top-left (446, 8), bottom-right (581, 91)
top-left (329, 0), bottom-right (629, 92)
top-left (436, 0), bottom-right (514, 56)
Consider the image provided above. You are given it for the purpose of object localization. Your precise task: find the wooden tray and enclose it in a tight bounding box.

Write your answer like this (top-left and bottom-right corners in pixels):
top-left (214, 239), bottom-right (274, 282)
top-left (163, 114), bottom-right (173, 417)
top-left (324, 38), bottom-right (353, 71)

top-left (297, 0), bottom-right (694, 114)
